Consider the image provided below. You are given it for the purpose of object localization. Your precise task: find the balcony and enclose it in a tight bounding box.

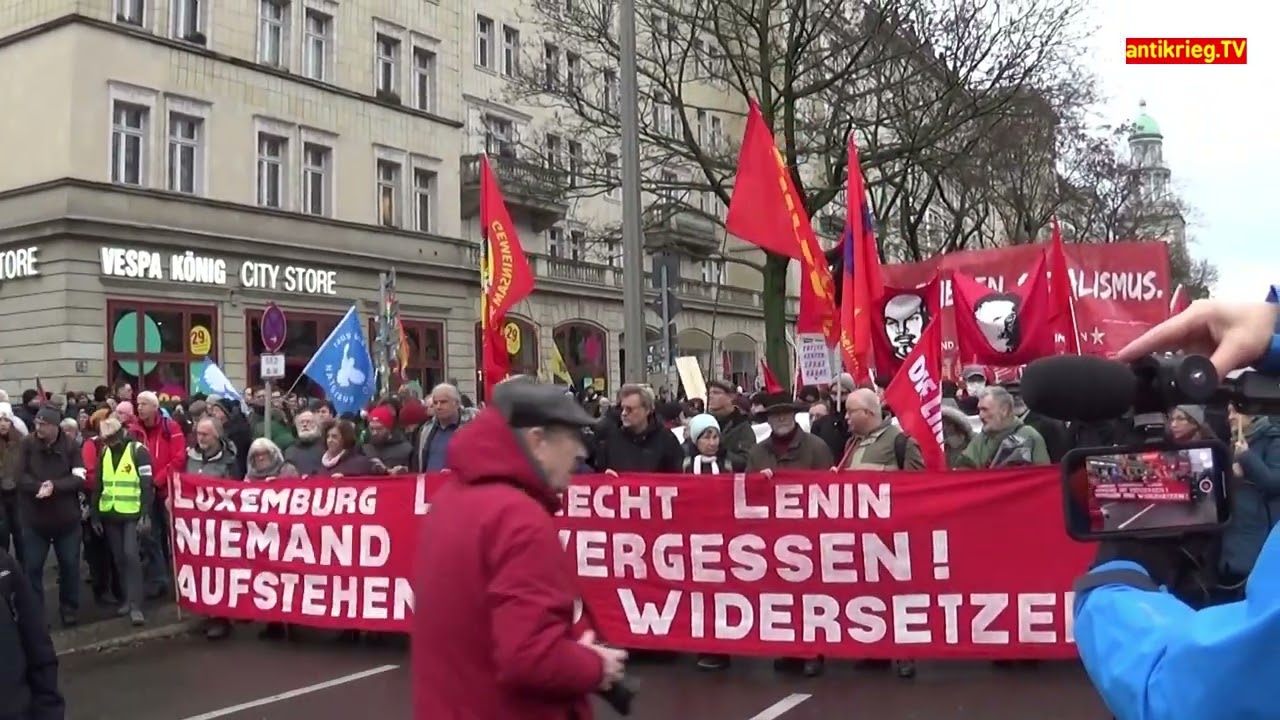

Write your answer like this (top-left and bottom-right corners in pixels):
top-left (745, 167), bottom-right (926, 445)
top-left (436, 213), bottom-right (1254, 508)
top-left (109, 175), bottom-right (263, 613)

top-left (465, 245), bottom-right (798, 316)
top-left (643, 206), bottom-right (721, 256)
top-left (460, 154), bottom-right (570, 233)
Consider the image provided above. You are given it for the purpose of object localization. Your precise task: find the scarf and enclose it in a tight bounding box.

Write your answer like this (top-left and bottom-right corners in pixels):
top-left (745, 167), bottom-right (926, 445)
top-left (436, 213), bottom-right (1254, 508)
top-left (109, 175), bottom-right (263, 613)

top-left (321, 450), bottom-right (345, 469)
top-left (246, 455), bottom-right (286, 480)
top-left (692, 455), bottom-right (721, 475)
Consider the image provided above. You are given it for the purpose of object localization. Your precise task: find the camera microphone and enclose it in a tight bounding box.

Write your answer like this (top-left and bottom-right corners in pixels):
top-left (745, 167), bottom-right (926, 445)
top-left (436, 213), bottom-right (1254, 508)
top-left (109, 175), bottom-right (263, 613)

top-left (1021, 355), bottom-right (1138, 422)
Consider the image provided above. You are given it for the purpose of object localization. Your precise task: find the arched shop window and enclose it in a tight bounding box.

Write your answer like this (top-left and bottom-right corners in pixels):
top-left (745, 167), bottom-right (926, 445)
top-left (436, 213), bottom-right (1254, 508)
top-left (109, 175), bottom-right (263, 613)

top-left (472, 316), bottom-right (539, 401)
top-left (553, 321), bottom-right (608, 394)
top-left (108, 300), bottom-right (218, 402)
top-left (246, 309), bottom-right (342, 398)
top-left (370, 318), bottom-right (448, 394)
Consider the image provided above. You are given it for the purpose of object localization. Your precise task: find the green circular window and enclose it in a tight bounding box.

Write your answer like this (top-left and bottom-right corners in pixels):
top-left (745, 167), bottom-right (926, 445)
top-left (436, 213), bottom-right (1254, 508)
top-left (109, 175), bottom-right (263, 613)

top-left (113, 311), bottom-right (163, 375)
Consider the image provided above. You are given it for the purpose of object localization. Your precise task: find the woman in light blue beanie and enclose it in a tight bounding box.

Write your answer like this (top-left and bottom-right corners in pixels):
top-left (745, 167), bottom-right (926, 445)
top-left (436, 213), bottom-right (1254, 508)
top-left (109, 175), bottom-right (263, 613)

top-left (683, 413), bottom-right (731, 475)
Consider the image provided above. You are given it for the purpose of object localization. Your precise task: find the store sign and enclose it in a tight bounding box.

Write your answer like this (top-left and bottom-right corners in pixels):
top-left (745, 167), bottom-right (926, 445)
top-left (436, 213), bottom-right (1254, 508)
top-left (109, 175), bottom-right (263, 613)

top-left (99, 247), bottom-right (338, 296)
top-left (0, 246), bottom-right (40, 286)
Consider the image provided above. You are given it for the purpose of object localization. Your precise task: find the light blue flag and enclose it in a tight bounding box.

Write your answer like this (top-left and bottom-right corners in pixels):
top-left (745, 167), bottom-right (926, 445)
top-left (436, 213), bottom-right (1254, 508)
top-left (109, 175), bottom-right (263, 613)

top-left (190, 358), bottom-right (244, 401)
top-left (301, 305), bottom-right (376, 415)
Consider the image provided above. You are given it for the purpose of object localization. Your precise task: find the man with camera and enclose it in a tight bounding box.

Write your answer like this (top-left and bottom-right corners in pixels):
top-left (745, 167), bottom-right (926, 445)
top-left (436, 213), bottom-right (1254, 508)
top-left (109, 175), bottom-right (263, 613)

top-left (1073, 297), bottom-right (1280, 720)
top-left (412, 380), bottom-right (628, 720)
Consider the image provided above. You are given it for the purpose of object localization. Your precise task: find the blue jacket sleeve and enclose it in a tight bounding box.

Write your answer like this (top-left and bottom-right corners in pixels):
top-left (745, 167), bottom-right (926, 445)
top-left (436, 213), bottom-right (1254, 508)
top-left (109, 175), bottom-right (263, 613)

top-left (1076, 560), bottom-right (1280, 720)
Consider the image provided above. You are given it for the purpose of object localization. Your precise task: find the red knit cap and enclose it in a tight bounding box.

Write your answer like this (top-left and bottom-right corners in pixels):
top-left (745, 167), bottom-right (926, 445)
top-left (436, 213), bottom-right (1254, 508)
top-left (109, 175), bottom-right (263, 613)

top-left (398, 398), bottom-right (429, 428)
top-left (367, 405), bottom-right (396, 429)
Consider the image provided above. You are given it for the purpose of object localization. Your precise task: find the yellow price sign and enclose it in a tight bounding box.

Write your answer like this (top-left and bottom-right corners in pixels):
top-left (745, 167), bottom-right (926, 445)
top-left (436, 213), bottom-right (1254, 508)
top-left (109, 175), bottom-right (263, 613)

top-left (502, 321), bottom-right (522, 355)
top-left (189, 325), bottom-right (212, 356)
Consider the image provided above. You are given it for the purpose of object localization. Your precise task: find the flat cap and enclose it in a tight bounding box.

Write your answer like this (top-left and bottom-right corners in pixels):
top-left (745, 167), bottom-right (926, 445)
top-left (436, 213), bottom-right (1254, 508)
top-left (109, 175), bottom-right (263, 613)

top-left (491, 381), bottom-right (596, 429)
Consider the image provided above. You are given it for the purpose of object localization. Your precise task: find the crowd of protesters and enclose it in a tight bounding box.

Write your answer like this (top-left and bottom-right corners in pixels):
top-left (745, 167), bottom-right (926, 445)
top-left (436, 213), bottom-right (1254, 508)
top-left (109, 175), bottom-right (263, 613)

top-left (2, 366), bottom-right (1277, 671)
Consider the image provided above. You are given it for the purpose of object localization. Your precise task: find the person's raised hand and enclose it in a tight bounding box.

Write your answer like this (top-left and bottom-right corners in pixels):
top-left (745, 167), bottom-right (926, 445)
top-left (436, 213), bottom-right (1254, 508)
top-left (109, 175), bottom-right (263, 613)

top-left (1116, 299), bottom-right (1279, 379)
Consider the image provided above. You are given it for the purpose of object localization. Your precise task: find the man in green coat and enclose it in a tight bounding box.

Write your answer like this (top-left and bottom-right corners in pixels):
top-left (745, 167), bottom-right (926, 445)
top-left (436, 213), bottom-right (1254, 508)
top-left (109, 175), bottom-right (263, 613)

top-left (961, 386), bottom-right (1050, 469)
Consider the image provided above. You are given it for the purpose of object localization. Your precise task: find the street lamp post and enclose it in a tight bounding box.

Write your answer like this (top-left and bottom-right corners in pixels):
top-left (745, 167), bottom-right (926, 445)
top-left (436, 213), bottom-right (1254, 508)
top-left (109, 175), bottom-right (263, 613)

top-left (618, 0), bottom-right (647, 384)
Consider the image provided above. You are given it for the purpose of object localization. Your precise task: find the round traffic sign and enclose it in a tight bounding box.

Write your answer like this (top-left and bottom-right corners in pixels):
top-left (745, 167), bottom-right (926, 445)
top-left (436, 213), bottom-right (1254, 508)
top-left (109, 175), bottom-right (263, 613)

top-left (261, 303), bottom-right (287, 354)
top-left (1199, 478), bottom-right (1213, 494)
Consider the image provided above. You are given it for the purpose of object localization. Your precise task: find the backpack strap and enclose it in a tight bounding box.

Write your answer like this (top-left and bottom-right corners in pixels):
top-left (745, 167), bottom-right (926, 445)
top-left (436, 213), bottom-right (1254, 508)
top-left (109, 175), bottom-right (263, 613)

top-left (1073, 568), bottom-right (1159, 594)
top-left (893, 432), bottom-right (909, 470)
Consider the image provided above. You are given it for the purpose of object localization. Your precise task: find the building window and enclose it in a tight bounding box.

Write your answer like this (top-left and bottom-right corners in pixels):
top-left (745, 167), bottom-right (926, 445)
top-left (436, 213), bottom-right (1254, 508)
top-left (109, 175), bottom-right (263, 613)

top-left (473, 317), bottom-right (538, 399)
top-left (373, 318), bottom-right (448, 393)
top-left (171, 0), bottom-right (205, 42)
top-left (115, 0), bottom-right (145, 26)
top-left (653, 91), bottom-right (671, 136)
top-left (701, 259), bottom-right (724, 284)
top-left (108, 301), bottom-right (218, 400)
top-left (546, 227), bottom-right (565, 257)
top-left (566, 52), bottom-right (582, 94)
top-left (413, 167), bottom-right (435, 232)
top-left (659, 169), bottom-right (678, 204)
top-left (568, 229), bottom-right (586, 261)
top-left (258, 0), bottom-right (287, 66)
top-left (301, 142), bottom-right (331, 216)
top-left (567, 140), bottom-right (582, 187)
top-left (475, 15), bottom-right (494, 69)
top-left (111, 102), bottom-right (149, 187)
top-left (553, 322), bottom-right (608, 393)
top-left (375, 34), bottom-right (400, 98)
top-left (412, 47), bottom-right (437, 112)
top-left (256, 132), bottom-right (287, 208)
top-left (604, 151), bottom-right (619, 200)
top-left (543, 42), bottom-right (560, 89)
top-left (709, 115), bottom-right (723, 151)
top-left (501, 26), bottom-right (520, 76)
top-left (484, 115), bottom-right (515, 156)
top-left (377, 158), bottom-right (403, 227)
top-left (167, 113), bottom-right (202, 194)
top-left (545, 134), bottom-right (562, 168)
top-left (602, 69), bottom-right (619, 113)
top-left (247, 309), bottom-right (342, 395)
top-left (303, 9), bottom-right (331, 81)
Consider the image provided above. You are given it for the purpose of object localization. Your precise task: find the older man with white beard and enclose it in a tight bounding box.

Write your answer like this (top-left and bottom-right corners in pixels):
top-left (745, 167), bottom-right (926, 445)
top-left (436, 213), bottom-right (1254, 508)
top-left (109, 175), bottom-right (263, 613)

top-left (284, 410), bottom-right (325, 475)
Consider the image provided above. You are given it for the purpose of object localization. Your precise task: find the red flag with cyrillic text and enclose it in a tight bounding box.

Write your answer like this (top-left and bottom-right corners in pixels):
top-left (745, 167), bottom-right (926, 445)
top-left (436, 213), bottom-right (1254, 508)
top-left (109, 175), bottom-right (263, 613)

top-left (479, 156), bottom-right (535, 398)
top-left (950, 254), bottom-right (1056, 366)
top-left (882, 318), bottom-right (946, 471)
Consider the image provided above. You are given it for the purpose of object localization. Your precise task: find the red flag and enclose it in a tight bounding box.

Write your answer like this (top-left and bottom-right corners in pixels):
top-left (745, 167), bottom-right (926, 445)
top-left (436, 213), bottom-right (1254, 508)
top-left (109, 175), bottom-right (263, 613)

top-left (882, 318), bottom-right (947, 470)
top-left (727, 101), bottom-right (837, 345)
top-left (951, 254), bottom-right (1057, 366)
top-left (1169, 284), bottom-right (1191, 317)
top-left (841, 142), bottom-right (885, 385)
top-left (758, 357), bottom-right (782, 393)
top-left (1046, 218), bottom-right (1080, 354)
top-left (479, 156), bottom-right (535, 399)
top-left (871, 279), bottom-right (940, 380)
top-left (35, 376), bottom-right (47, 406)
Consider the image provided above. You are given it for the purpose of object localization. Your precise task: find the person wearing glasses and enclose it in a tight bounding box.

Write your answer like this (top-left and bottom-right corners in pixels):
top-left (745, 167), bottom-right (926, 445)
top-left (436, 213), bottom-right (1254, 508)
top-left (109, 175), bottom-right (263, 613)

top-left (592, 384), bottom-right (683, 476)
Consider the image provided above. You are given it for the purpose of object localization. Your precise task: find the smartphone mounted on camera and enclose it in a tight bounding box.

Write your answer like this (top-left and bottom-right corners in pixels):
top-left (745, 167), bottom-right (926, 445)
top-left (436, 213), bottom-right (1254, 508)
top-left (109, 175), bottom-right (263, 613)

top-left (1061, 440), bottom-right (1231, 541)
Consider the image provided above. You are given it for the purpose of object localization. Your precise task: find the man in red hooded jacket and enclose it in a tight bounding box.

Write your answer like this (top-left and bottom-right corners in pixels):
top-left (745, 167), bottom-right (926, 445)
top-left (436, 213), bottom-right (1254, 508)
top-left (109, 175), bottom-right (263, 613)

top-left (131, 391), bottom-right (186, 598)
top-left (413, 381), bottom-right (627, 720)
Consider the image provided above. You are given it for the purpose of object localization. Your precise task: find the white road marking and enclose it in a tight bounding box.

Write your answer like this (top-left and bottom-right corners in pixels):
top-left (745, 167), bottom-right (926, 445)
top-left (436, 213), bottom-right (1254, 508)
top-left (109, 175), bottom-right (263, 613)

top-left (747, 693), bottom-right (812, 719)
top-left (176, 664), bottom-right (400, 720)
top-left (1118, 503), bottom-right (1157, 530)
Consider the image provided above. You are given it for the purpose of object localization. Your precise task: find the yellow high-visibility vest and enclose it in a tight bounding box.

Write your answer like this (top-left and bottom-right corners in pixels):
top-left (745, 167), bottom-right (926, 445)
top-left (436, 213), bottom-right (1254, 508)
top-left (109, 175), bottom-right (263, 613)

top-left (99, 442), bottom-right (142, 515)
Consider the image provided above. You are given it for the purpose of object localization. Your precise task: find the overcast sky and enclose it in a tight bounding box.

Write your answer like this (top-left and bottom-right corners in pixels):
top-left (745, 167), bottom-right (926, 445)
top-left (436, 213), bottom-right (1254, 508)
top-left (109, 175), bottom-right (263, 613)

top-left (1088, 1), bottom-right (1271, 301)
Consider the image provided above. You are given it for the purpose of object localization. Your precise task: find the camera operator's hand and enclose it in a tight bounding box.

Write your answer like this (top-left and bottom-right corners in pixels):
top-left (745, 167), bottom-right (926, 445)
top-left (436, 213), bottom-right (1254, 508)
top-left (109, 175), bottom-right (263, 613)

top-left (1094, 539), bottom-right (1182, 588)
top-left (1117, 299), bottom-right (1279, 379)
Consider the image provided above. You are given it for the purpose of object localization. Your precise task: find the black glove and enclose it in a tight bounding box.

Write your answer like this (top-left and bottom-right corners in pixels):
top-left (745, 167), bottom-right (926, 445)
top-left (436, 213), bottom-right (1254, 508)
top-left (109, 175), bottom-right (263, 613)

top-left (1093, 539), bottom-right (1184, 589)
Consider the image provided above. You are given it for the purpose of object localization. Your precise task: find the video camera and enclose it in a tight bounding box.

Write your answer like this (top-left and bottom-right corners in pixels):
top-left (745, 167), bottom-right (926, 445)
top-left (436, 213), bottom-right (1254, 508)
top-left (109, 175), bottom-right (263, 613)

top-left (1023, 353), bottom-right (1280, 542)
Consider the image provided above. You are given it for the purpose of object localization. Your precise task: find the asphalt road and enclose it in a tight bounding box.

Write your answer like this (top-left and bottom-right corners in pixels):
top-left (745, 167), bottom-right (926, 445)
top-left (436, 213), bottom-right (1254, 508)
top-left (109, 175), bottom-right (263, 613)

top-left (1100, 499), bottom-right (1216, 532)
top-left (60, 633), bottom-right (1109, 720)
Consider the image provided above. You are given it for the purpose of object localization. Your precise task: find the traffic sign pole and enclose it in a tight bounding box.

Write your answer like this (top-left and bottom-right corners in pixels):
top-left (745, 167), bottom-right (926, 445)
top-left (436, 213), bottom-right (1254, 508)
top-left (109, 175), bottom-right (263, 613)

top-left (260, 303), bottom-right (287, 443)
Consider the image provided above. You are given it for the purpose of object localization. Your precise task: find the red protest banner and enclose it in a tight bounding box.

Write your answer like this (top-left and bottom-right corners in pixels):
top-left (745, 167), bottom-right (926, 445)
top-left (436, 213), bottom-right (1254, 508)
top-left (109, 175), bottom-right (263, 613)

top-left (170, 468), bottom-right (1093, 659)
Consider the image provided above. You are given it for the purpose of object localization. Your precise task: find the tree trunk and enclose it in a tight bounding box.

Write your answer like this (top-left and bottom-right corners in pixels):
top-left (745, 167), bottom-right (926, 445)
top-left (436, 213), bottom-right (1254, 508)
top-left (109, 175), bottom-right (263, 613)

top-left (762, 252), bottom-right (791, 388)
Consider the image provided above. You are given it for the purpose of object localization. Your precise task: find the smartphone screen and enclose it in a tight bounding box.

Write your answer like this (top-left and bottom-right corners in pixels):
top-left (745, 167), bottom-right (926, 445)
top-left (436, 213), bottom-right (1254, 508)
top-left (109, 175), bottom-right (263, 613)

top-left (1062, 442), bottom-right (1230, 540)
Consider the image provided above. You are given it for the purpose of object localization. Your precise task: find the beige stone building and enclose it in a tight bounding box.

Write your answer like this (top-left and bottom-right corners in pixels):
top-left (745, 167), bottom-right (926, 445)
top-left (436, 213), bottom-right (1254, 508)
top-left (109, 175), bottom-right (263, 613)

top-left (0, 0), bottom-right (790, 400)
